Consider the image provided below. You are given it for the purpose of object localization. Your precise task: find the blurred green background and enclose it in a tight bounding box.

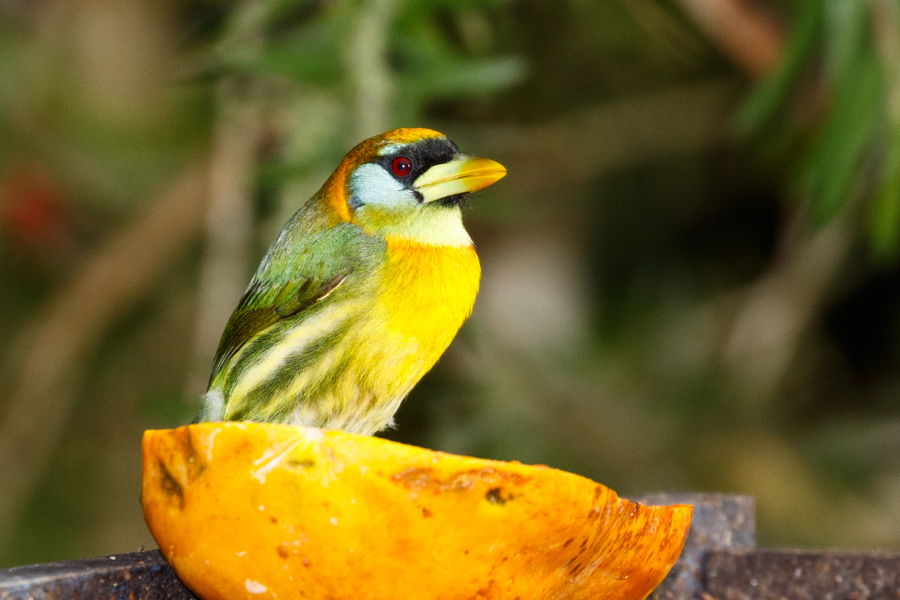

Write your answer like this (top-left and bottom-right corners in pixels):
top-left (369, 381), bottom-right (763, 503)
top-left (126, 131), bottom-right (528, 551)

top-left (2, 0), bottom-right (900, 567)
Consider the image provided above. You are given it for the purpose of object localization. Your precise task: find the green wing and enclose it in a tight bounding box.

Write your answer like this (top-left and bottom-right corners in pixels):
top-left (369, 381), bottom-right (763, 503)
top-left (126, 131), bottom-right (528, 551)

top-left (207, 221), bottom-right (381, 388)
top-left (208, 273), bottom-right (348, 386)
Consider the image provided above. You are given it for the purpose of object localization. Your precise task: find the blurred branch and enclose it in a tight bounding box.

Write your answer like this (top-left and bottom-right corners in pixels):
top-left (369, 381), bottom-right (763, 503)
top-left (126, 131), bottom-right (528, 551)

top-left (671, 0), bottom-right (859, 409)
top-left (723, 207), bottom-right (855, 407)
top-left (719, 2), bottom-right (893, 408)
top-left (455, 80), bottom-right (738, 198)
top-left (676, 0), bottom-right (784, 78)
top-left (348, 0), bottom-right (399, 140)
top-left (185, 84), bottom-right (262, 400)
top-left (0, 164), bottom-right (209, 556)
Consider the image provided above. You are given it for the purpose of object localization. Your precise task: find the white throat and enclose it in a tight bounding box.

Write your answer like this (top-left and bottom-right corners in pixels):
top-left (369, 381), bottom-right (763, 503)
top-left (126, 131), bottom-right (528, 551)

top-left (376, 205), bottom-right (473, 247)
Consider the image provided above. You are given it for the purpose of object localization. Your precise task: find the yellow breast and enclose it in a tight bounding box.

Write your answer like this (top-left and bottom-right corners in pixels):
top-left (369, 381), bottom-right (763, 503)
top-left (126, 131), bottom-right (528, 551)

top-left (358, 236), bottom-right (480, 398)
top-left (382, 237), bottom-right (480, 341)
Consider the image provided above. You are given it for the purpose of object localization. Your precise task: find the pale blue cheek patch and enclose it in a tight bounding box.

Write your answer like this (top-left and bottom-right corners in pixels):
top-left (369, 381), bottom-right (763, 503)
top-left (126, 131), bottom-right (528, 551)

top-left (349, 163), bottom-right (418, 209)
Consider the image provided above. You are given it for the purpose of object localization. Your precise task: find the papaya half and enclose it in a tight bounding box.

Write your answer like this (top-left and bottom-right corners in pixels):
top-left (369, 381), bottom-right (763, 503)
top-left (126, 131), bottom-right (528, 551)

top-left (142, 423), bottom-right (691, 600)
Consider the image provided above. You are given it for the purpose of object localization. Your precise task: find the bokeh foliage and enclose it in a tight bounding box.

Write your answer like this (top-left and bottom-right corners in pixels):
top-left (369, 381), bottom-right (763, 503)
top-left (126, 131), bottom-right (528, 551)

top-left (741, 0), bottom-right (900, 256)
top-left (1, 0), bottom-right (900, 568)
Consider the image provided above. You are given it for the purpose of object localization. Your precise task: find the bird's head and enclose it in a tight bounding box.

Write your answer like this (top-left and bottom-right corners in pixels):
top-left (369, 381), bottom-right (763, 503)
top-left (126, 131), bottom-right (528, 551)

top-left (320, 128), bottom-right (506, 246)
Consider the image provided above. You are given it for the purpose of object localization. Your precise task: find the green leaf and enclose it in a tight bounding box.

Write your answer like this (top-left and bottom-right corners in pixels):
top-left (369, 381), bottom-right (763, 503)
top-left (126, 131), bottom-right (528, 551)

top-left (219, 12), bottom-right (351, 84)
top-left (737, 0), bottom-right (824, 137)
top-left (399, 55), bottom-right (526, 100)
top-left (393, 27), bottom-right (525, 104)
top-left (870, 128), bottom-right (900, 260)
top-left (798, 50), bottom-right (884, 222)
top-left (822, 0), bottom-right (869, 83)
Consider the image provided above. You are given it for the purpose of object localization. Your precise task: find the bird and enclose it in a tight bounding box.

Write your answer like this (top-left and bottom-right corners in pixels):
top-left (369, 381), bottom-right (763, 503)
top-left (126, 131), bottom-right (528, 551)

top-left (196, 128), bottom-right (506, 435)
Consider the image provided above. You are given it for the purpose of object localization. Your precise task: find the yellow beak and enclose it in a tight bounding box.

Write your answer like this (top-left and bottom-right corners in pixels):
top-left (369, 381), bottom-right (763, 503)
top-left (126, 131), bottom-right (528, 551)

top-left (413, 156), bottom-right (507, 204)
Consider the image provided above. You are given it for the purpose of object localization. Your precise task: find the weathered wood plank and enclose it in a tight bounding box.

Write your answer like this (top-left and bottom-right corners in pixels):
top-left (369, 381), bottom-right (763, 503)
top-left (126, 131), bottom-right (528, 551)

top-left (0, 550), bottom-right (195, 600)
top-left (705, 549), bottom-right (900, 600)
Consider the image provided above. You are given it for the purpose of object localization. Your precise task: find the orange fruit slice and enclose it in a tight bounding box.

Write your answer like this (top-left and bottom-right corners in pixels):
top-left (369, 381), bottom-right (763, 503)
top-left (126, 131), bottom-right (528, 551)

top-left (142, 423), bottom-right (691, 599)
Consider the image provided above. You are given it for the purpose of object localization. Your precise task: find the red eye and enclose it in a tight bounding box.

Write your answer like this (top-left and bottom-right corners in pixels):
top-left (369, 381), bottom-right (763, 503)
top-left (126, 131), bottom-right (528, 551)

top-left (391, 156), bottom-right (412, 177)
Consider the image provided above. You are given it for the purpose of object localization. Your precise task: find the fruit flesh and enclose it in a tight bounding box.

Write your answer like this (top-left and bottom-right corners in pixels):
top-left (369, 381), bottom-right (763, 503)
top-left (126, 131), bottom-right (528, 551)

top-left (142, 423), bottom-right (692, 600)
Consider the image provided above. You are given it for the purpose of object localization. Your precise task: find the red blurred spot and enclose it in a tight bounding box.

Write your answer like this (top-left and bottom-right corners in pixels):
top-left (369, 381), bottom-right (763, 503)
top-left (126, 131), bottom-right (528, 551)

top-left (0, 165), bottom-right (75, 264)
